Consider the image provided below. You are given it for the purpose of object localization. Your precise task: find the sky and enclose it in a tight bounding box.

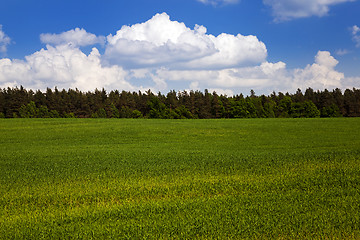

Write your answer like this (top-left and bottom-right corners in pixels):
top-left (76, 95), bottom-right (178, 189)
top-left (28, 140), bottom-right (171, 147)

top-left (0, 0), bottom-right (359, 96)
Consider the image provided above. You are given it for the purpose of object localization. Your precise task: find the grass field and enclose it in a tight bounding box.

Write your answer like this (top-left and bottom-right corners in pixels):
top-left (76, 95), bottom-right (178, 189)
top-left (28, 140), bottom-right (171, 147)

top-left (1, 118), bottom-right (360, 239)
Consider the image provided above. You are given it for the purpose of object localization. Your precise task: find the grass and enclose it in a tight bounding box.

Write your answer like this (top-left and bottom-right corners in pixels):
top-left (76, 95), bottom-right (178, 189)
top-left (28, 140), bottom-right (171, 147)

top-left (0, 118), bottom-right (360, 239)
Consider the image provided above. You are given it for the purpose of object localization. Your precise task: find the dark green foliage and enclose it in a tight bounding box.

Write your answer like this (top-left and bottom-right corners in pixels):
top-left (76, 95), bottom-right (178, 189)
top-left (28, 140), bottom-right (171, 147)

top-left (119, 106), bottom-right (134, 118)
top-left (63, 112), bottom-right (76, 118)
top-left (291, 101), bottom-right (320, 118)
top-left (109, 103), bottom-right (120, 118)
top-left (1, 87), bottom-right (360, 118)
top-left (175, 105), bottom-right (193, 119)
top-left (18, 101), bottom-right (38, 118)
top-left (278, 96), bottom-right (293, 117)
top-left (321, 104), bottom-right (342, 117)
top-left (93, 108), bottom-right (107, 118)
top-left (131, 109), bottom-right (143, 118)
top-left (18, 101), bottom-right (52, 118)
top-left (148, 96), bottom-right (168, 119)
top-left (49, 109), bottom-right (60, 118)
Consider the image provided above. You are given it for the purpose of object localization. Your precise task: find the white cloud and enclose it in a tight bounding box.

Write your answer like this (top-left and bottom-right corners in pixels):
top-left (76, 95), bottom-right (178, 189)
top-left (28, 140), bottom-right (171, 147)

top-left (147, 51), bottom-right (349, 94)
top-left (0, 44), bottom-right (133, 91)
top-left (263, 0), bottom-right (355, 22)
top-left (40, 28), bottom-right (106, 47)
top-left (292, 51), bottom-right (344, 90)
top-left (104, 13), bottom-right (267, 69)
top-left (0, 58), bottom-right (31, 88)
top-left (186, 33), bottom-right (267, 70)
top-left (197, 0), bottom-right (240, 6)
top-left (336, 49), bottom-right (350, 56)
top-left (208, 88), bottom-right (235, 96)
top-left (0, 14), bottom-right (358, 95)
top-left (352, 25), bottom-right (360, 35)
top-left (150, 61), bottom-right (289, 93)
top-left (351, 25), bottom-right (360, 47)
top-left (190, 81), bottom-right (200, 90)
top-left (0, 25), bottom-right (11, 54)
top-left (342, 77), bottom-right (360, 89)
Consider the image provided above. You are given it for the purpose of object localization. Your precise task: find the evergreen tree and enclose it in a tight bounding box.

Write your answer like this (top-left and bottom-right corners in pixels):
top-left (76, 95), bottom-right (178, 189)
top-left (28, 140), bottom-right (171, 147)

top-left (1, 86), bottom-right (360, 118)
top-left (277, 96), bottom-right (292, 117)
top-left (302, 101), bottom-right (320, 118)
top-left (19, 101), bottom-right (38, 118)
top-left (109, 103), bottom-right (120, 118)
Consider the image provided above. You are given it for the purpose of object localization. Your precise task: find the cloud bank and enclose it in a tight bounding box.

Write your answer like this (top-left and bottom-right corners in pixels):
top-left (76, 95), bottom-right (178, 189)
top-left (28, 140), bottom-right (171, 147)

top-left (263, 0), bottom-right (355, 22)
top-left (150, 50), bottom-right (349, 94)
top-left (0, 13), bottom-right (358, 95)
top-left (0, 44), bottom-right (132, 91)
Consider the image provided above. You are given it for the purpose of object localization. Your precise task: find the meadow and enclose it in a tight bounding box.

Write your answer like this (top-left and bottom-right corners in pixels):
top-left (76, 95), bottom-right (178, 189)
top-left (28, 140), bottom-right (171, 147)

top-left (0, 118), bottom-right (359, 239)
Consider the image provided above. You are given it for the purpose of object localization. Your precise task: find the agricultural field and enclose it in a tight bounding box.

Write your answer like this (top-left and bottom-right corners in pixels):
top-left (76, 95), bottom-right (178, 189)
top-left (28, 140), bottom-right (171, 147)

top-left (0, 118), bottom-right (360, 239)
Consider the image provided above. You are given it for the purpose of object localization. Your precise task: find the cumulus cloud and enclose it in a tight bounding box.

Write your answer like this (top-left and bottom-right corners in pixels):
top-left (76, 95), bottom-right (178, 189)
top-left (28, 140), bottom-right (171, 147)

top-left (0, 25), bottom-right (11, 54)
top-left (147, 51), bottom-right (348, 94)
top-left (263, 0), bottom-right (355, 22)
top-left (0, 13), bottom-right (358, 95)
top-left (104, 13), bottom-right (267, 69)
top-left (351, 25), bottom-right (360, 47)
top-left (150, 61), bottom-right (289, 93)
top-left (40, 28), bottom-right (106, 47)
top-left (292, 51), bottom-right (344, 90)
top-left (0, 44), bottom-right (133, 91)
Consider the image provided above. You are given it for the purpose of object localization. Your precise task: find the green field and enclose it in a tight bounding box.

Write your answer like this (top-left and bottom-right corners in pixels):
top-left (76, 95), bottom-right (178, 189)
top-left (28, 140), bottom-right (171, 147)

top-left (1, 118), bottom-right (360, 239)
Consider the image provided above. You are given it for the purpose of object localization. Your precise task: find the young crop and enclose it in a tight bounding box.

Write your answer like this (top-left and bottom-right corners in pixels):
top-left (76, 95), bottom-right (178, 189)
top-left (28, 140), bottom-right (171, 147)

top-left (0, 118), bottom-right (359, 239)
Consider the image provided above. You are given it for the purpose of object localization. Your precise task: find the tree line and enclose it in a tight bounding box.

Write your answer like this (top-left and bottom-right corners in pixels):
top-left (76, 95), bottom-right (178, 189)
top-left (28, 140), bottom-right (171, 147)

top-left (0, 87), bottom-right (359, 119)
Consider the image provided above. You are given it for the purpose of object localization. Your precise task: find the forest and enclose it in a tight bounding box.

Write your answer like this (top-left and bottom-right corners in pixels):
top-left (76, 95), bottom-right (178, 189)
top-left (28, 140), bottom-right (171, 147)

top-left (1, 86), bottom-right (360, 118)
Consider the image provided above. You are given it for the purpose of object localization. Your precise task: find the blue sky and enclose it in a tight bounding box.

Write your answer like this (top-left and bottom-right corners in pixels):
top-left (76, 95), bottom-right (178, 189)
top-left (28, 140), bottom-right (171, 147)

top-left (0, 0), bottom-right (359, 95)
